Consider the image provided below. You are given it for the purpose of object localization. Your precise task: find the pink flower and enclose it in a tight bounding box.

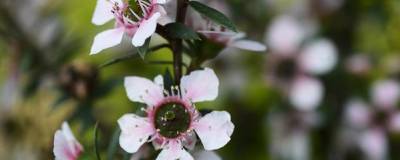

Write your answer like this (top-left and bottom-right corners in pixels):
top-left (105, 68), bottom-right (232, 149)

top-left (90, 0), bottom-right (168, 54)
top-left (289, 76), bottom-right (324, 111)
top-left (118, 68), bottom-right (234, 160)
top-left (53, 122), bottom-right (83, 160)
top-left (370, 79), bottom-right (400, 110)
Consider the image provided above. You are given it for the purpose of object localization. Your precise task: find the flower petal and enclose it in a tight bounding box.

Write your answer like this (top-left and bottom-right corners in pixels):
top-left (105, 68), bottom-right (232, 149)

top-left (194, 111), bottom-right (234, 150)
top-left (359, 128), bottom-right (388, 160)
top-left (118, 114), bottom-right (154, 153)
top-left (92, 0), bottom-right (122, 25)
top-left (156, 0), bottom-right (168, 4)
top-left (124, 76), bottom-right (164, 106)
top-left (156, 141), bottom-right (194, 160)
top-left (182, 131), bottom-right (197, 150)
top-left (132, 12), bottom-right (161, 46)
top-left (289, 76), bottom-right (323, 111)
top-left (299, 39), bottom-right (338, 75)
top-left (389, 112), bottom-right (400, 132)
top-left (229, 39), bottom-right (267, 52)
top-left (180, 68), bottom-right (219, 102)
top-left (192, 150), bottom-right (221, 160)
top-left (54, 122), bottom-right (83, 160)
top-left (90, 28), bottom-right (124, 55)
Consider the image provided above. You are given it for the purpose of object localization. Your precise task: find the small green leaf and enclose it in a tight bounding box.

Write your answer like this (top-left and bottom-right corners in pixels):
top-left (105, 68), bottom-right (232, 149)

top-left (94, 122), bottom-right (102, 160)
top-left (137, 38), bottom-right (151, 59)
top-left (107, 127), bottom-right (121, 160)
top-left (189, 1), bottom-right (237, 32)
top-left (165, 23), bottom-right (200, 40)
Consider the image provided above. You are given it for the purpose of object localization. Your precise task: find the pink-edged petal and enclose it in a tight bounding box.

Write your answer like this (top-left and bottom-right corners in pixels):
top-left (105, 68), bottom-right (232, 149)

top-left (389, 112), bottom-right (400, 132)
top-left (92, 0), bottom-right (122, 25)
top-left (359, 128), bottom-right (388, 160)
top-left (118, 114), bottom-right (155, 153)
top-left (124, 76), bottom-right (164, 106)
top-left (132, 12), bottom-right (161, 46)
top-left (90, 28), bottom-right (124, 55)
top-left (299, 39), bottom-right (338, 75)
top-left (192, 150), bottom-right (221, 160)
top-left (371, 79), bottom-right (400, 110)
top-left (53, 122), bottom-right (83, 160)
top-left (180, 68), bottom-right (219, 102)
top-left (182, 131), bottom-right (197, 150)
top-left (289, 76), bottom-right (324, 111)
top-left (156, 141), bottom-right (194, 160)
top-left (194, 111), bottom-right (234, 150)
top-left (228, 39), bottom-right (267, 52)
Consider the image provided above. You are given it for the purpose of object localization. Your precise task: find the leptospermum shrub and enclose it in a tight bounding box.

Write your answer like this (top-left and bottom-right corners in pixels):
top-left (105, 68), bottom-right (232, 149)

top-left (53, 0), bottom-right (265, 159)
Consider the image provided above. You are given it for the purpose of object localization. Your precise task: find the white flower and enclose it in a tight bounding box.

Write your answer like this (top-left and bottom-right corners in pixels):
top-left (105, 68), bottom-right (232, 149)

top-left (358, 128), bottom-right (387, 160)
top-left (118, 68), bottom-right (234, 160)
top-left (90, 0), bottom-right (168, 54)
top-left (298, 39), bottom-right (338, 75)
top-left (370, 79), bottom-right (400, 109)
top-left (53, 122), bottom-right (83, 160)
top-left (289, 76), bottom-right (324, 111)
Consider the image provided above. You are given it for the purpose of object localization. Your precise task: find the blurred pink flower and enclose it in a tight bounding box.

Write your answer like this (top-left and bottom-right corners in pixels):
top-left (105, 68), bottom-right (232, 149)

top-left (118, 68), bottom-right (234, 160)
top-left (344, 98), bottom-right (371, 128)
top-left (359, 128), bottom-right (387, 160)
top-left (53, 122), bottom-right (83, 160)
top-left (90, 0), bottom-right (168, 54)
top-left (370, 79), bottom-right (400, 110)
top-left (345, 54), bottom-right (372, 75)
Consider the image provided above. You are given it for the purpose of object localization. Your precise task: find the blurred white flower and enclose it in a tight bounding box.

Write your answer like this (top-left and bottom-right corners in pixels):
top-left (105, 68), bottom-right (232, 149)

top-left (299, 39), bottom-right (338, 75)
top-left (359, 128), bottom-right (387, 160)
top-left (344, 98), bottom-right (371, 128)
top-left (289, 76), bottom-right (324, 111)
top-left (266, 15), bottom-right (306, 56)
top-left (345, 54), bottom-right (372, 75)
top-left (370, 79), bottom-right (400, 109)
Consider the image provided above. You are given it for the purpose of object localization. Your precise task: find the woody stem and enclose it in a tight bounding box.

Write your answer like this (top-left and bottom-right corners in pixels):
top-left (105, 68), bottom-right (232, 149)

top-left (171, 0), bottom-right (188, 85)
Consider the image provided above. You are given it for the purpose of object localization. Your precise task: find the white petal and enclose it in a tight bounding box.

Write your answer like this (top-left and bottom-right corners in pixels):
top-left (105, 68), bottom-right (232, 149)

top-left (182, 132), bottom-right (197, 150)
top-left (371, 79), bottom-right (400, 109)
top-left (154, 75), bottom-right (164, 88)
top-left (124, 76), bottom-right (164, 106)
top-left (118, 114), bottom-right (154, 153)
top-left (359, 128), bottom-right (388, 160)
top-left (156, 0), bottom-right (168, 4)
top-left (90, 28), bottom-right (124, 55)
top-left (289, 76), bottom-right (324, 111)
top-left (92, 0), bottom-right (121, 25)
top-left (229, 39), bottom-right (267, 52)
top-left (192, 150), bottom-right (221, 160)
top-left (266, 15), bottom-right (306, 56)
top-left (132, 12), bottom-right (161, 46)
top-left (156, 141), bottom-right (194, 160)
top-left (194, 111), bottom-right (234, 150)
top-left (180, 68), bottom-right (219, 102)
top-left (389, 112), bottom-right (400, 132)
top-left (299, 39), bottom-right (338, 75)
top-left (54, 122), bottom-right (82, 160)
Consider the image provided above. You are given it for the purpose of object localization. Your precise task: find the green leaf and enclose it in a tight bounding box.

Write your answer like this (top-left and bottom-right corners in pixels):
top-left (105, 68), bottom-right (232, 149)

top-left (165, 23), bottom-right (200, 40)
top-left (94, 122), bottom-right (102, 160)
top-left (137, 37), bottom-right (151, 59)
top-left (189, 1), bottom-right (237, 32)
top-left (163, 68), bottom-right (174, 89)
top-left (107, 127), bottom-right (121, 160)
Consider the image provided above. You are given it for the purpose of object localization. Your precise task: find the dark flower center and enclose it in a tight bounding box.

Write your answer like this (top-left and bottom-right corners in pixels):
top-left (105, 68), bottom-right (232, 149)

top-left (154, 102), bottom-right (191, 138)
top-left (276, 59), bottom-right (297, 80)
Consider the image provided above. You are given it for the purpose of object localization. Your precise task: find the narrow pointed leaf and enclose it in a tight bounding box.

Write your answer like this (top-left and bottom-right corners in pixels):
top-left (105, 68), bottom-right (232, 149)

top-left (137, 37), bottom-right (151, 59)
top-left (165, 23), bottom-right (200, 40)
top-left (189, 1), bottom-right (237, 32)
